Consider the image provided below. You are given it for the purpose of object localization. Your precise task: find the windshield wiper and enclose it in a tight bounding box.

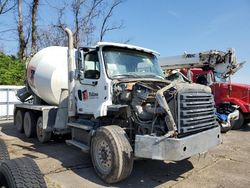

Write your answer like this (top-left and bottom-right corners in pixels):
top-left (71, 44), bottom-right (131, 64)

top-left (112, 73), bottom-right (141, 79)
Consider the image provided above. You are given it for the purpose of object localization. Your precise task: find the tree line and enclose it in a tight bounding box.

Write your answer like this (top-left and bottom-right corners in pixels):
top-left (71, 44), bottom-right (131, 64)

top-left (1, 0), bottom-right (124, 59)
top-left (0, 0), bottom-right (124, 85)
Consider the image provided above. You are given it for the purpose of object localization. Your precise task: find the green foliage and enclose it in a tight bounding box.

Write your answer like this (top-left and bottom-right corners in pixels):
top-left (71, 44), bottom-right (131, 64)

top-left (0, 52), bottom-right (25, 85)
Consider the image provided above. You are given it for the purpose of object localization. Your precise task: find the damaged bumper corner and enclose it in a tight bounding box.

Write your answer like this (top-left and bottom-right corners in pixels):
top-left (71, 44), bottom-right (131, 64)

top-left (134, 126), bottom-right (221, 161)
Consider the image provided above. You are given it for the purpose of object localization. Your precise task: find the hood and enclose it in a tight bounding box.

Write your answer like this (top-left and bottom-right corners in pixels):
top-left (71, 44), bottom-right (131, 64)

top-left (231, 83), bottom-right (250, 89)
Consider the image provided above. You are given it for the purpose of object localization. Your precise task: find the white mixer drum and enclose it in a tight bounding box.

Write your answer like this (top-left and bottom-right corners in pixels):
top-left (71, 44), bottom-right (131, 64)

top-left (27, 46), bottom-right (68, 105)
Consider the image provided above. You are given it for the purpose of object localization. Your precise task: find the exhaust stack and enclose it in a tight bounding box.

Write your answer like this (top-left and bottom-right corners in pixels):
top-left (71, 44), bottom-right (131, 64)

top-left (65, 28), bottom-right (76, 117)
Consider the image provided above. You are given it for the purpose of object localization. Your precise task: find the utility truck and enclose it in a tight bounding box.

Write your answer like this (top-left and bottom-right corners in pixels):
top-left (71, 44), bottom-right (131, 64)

top-left (14, 28), bottom-right (221, 183)
top-left (159, 49), bottom-right (244, 132)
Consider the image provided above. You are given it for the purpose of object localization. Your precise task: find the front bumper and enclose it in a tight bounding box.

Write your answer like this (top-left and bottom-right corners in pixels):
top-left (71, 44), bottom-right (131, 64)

top-left (134, 126), bottom-right (221, 161)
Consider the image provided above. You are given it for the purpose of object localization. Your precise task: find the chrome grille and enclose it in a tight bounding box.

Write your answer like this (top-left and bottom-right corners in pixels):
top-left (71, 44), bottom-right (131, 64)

top-left (178, 93), bottom-right (216, 134)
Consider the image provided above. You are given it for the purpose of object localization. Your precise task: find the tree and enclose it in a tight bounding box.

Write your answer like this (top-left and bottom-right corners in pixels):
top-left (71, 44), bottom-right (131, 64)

top-left (100, 0), bottom-right (123, 41)
top-left (37, 4), bottom-right (68, 49)
top-left (71, 0), bottom-right (104, 47)
top-left (31, 0), bottom-right (39, 55)
top-left (32, 0), bottom-right (126, 50)
top-left (0, 52), bottom-right (25, 85)
top-left (17, 0), bottom-right (40, 59)
top-left (79, 0), bottom-right (103, 45)
top-left (0, 0), bottom-right (15, 15)
top-left (0, 1), bottom-right (16, 52)
top-left (17, 0), bottom-right (28, 60)
top-left (71, 0), bottom-right (85, 48)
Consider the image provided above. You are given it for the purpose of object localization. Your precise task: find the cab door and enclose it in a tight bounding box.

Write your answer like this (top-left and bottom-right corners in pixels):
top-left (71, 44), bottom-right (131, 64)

top-left (75, 50), bottom-right (111, 118)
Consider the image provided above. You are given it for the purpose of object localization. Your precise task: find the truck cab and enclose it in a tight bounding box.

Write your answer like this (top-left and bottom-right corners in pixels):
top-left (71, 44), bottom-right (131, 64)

top-left (75, 42), bottom-right (165, 118)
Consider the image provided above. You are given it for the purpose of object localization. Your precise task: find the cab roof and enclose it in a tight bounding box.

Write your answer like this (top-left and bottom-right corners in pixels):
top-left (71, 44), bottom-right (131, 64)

top-left (96, 42), bottom-right (160, 56)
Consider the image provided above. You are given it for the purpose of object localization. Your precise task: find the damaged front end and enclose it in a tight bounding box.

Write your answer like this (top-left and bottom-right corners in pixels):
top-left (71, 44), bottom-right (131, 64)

top-left (111, 79), bottom-right (221, 161)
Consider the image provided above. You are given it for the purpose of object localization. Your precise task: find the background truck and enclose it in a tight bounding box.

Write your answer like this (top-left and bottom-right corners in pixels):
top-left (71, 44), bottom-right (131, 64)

top-left (159, 49), bottom-right (246, 131)
top-left (14, 28), bottom-right (221, 183)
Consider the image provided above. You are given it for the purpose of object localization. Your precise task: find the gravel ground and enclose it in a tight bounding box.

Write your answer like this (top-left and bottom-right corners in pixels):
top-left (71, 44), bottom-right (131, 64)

top-left (0, 120), bottom-right (249, 188)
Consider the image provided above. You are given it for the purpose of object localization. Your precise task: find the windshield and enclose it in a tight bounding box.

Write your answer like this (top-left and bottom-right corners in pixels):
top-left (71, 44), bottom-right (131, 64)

top-left (102, 47), bottom-right (164, 79)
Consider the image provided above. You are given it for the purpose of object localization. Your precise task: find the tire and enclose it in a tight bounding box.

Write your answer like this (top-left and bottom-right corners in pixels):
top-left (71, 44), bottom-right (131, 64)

top-left (36, 116), bottom-right (51, 143)
top-left (244, 119), bottom-right (250, 124)
top-left (0, 157), bottom-right (46, 188)
top-left (231, 111), bottom-right (244, 130)
top-left (24, 111), bottom-right (37, 138)
top-left (14, 110), bottom-right (24, 133)
top-left (91, 125), bottom-right (133, 184)
top-left (0, 140), bottom-right (9, 161)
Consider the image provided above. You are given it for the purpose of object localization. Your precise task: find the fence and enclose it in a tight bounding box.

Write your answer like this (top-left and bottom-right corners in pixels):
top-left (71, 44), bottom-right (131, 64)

top-left (0, 85), bottom-right (24, 120)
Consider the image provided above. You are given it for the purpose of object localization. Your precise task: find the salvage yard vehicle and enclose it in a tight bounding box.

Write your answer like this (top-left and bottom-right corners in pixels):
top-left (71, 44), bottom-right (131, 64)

top-left (159, 49), bottom-right (244, 132)
top-left (13, 28), bottom-right (221, 183)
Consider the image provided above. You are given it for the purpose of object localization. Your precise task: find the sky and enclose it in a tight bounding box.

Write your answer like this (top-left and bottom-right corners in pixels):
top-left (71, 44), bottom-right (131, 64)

top-left (0, 0), bottom-right (249, 84)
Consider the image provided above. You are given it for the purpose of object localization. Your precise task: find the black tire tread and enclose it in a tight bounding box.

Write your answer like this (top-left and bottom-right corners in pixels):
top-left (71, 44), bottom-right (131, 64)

top-left (15, 110), bottom-right (24, 133)
top-left (0, 157), bottom-right (46, 188)
top-left (0, 139), bottom-right (10, 161)
top-left (24, 111), bottom-right (37, 138)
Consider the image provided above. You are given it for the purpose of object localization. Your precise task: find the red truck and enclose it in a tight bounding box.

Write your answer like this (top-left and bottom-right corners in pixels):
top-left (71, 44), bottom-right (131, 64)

top-left (182, 68), bottom-right (250, 129)
top-left (159, 49), bottom-right (248, 130)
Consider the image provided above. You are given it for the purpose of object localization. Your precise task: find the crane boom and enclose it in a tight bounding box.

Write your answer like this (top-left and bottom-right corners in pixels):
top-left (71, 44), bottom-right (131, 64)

top-left (159, 48), bottom-right (245, 78)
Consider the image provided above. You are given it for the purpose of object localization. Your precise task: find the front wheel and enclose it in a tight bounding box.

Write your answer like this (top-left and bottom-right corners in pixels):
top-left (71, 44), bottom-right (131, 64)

top-left (91, 125), bottom-right (133, 184)
top-left (231, 111), bottom-right (244, 130)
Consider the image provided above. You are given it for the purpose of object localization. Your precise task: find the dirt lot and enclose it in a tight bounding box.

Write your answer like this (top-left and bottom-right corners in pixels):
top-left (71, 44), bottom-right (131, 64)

top-left (0, 121), bottom-right (249, 188)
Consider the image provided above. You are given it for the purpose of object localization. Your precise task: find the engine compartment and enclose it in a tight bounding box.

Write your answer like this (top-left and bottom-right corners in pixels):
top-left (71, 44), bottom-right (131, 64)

top-left (111, 79), bottom-right (216, 138)
top-left (112, 79), bottom-right (177, 136)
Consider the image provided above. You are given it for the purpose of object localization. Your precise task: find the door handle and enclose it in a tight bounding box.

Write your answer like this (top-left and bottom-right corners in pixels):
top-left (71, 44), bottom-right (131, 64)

top-left (92, 81), bottom-right (98, 86)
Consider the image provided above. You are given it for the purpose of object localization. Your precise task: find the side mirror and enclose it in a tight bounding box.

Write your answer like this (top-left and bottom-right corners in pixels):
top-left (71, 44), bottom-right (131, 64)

top-left (75, 50), bottom-right (84, 80)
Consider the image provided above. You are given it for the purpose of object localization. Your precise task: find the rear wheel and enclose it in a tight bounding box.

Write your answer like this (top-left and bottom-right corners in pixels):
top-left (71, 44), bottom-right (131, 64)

top-left (91, 125), bottom-right (133, 184)
top-left (14, 110), bottom-right (24, 133)
top-left (231, 111), bottom-right (244, 130)
top-left (36, 116), bottom-right (51, 143)
top-left (23, 111), bottom-right (36, 138)
top-left (0, 157), bottom-right (46, 188)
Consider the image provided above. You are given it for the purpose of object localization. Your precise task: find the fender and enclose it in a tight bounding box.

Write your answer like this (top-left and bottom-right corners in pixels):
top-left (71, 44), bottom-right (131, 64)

top-left (220, 97), bottom-right (249, 113)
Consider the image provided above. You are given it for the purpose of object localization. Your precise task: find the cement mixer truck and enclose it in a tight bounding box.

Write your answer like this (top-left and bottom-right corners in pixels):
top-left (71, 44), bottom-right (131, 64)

top-left (14, 28), bottom-right (221, 183)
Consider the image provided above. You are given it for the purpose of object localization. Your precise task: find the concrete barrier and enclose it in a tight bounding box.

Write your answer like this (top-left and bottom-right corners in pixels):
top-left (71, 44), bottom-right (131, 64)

top-left (0, 85), bottom-right (24, 120)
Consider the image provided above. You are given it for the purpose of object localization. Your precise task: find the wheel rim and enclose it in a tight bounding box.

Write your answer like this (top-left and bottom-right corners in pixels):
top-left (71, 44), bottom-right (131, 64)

top-left (94, 139), bottom-right (112, 174)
